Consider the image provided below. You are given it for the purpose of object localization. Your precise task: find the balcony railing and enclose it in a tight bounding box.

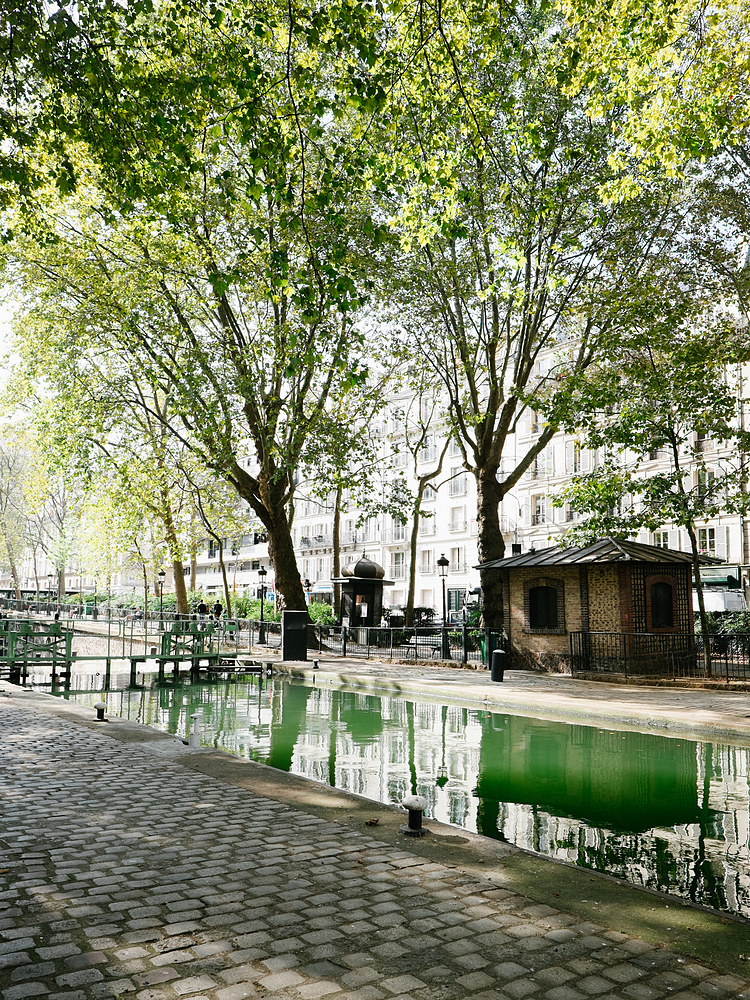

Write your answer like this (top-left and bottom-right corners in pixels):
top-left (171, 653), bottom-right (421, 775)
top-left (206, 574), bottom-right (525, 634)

top-left (300, 534), bottom-right (332, 549)
top-left (448, 520), bottom-right (467, 533)
top-left (382, 526), bottom-right (407, 543)
top-left (418, 447), bottom-right (437, 464)
top-left (449, 560), bottom-right (468, 573)
top-left (449, 479), bottom-right (468, 497)
top-left (418, 520), bottom-right (437, 535)
top-left (532, 513), bottom-right (546, 525)
top-left (391, 566), bottom-right (406, 579)
top-left (420, 565), bottom-right (436, 575)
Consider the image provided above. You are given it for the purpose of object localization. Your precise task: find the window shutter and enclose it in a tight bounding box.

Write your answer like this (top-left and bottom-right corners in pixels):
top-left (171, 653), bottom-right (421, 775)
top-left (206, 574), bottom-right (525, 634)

top-left (668, 529), bottom-right (680, 551)
top-left (565, 441), bottom-right (574, 474)
top-left (523, 500), bottom-right (531, 526)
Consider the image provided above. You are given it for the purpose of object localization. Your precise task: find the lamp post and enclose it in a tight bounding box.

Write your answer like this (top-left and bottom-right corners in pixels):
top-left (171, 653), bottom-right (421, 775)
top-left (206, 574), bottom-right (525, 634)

top-left (47, 572), bottom-right (53, 615)
top-left (158, 569), bottom-right (166, 629)
top-left (437, 553), bottom-right (450, 660)
top-left (258, 565), bottom-right (267, 644)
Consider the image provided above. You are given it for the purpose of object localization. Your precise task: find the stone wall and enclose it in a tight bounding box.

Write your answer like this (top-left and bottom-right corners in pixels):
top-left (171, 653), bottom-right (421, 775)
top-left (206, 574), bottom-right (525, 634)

top-left (586, 565), bottom-right (621, 631)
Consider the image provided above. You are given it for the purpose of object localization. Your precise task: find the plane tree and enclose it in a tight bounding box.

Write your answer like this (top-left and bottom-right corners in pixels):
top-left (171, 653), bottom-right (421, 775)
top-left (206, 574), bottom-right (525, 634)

top-left (380, 0), bottom-right (697, 628)
top-left (3, 0), bottom-right (391, 611)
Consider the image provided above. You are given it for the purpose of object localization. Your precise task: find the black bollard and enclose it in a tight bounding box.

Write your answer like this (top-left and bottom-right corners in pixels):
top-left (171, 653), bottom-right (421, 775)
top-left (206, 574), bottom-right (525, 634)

top-left (400, 795), bottom-right (429, 837)
top-left (491, 648), bottom-right (505, 682)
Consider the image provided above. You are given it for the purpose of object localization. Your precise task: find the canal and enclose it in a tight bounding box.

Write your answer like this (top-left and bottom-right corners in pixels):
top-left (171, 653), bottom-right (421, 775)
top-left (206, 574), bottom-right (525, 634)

top-left (42, 670), bottom-right (750, 918)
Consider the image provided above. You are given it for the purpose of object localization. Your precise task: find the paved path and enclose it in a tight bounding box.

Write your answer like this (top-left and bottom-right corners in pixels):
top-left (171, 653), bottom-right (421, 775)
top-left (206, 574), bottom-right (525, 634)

top-left (2, 694), bottom-right (750, 1000)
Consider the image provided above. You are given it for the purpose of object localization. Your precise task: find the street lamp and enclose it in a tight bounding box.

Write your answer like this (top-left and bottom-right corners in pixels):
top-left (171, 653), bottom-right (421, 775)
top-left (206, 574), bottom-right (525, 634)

top-left (158, 569), bottom-right (166, 629)
top-left (437, 553), bottom-right (450, 659)
top-left (258, 566), bottom-right (267, 644)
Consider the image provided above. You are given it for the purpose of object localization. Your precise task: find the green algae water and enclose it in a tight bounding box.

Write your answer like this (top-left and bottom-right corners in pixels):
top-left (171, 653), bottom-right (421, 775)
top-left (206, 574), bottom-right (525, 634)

top-left (47, 671), bottom-right (750, 917)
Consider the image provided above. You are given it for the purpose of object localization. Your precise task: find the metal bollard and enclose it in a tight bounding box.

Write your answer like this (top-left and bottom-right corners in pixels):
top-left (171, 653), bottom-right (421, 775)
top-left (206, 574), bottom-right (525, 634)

top-left (188, 713), bottom-right (201, 748)
top-left (313, 659), bottom-right (319, 670)
top-left (491, 648), bottom-right (505, 682)
top-left (94, 701), bottom-right (107, 723)
top-left (400, 794), bottom-right (429, 837)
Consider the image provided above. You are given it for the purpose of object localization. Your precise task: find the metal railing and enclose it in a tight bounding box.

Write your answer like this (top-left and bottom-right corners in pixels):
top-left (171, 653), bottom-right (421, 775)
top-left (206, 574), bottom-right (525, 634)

top-left (569, 631), bottom-right (750, 681)
top-left (309, 624), bottom-right (505, 664)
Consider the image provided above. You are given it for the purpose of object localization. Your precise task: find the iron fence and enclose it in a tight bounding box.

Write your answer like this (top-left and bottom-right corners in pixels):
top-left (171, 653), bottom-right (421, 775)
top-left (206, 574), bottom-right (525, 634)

top-left (571, 631), bottom-right (750, 681)
top-left (307, 625), bottom-right (504, 664)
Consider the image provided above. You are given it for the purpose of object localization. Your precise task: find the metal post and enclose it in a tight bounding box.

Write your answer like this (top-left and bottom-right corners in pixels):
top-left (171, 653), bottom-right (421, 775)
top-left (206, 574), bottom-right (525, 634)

top-left (342, 625), bottom-right (347, 657)
top-left (461, 624), bottom-right (468, 663)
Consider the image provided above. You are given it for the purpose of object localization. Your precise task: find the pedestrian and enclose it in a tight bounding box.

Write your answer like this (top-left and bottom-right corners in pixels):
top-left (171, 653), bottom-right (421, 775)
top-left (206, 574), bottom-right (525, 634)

top-left (213, 601), bottom-right (223, 620)
top-left (197, 600), bottom-right (208, 619)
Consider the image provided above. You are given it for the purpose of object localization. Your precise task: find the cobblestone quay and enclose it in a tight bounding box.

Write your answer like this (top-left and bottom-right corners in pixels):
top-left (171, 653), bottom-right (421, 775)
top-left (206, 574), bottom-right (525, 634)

top-left (2, 694), bottom-right (749, 1000)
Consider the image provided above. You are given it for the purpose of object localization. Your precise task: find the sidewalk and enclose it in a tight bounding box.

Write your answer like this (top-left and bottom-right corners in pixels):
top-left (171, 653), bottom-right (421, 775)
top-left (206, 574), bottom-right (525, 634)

top-left (1, 685), bottom-right (750, 1000)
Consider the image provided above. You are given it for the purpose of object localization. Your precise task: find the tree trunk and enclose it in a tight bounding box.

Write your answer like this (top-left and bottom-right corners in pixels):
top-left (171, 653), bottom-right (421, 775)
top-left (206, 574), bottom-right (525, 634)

top-left (58, 565), bottom-right (65, 600)
top-left (686, 522), bottom-right (712, 677)
top-left (190, 531), bottom-right (197, 592)
top-left (217, 537), bottom-right (232, 615)
top-left (2, 528), bottom-right (23, 601)
top-left (332, 485), bottom-right (342, 617)
top-left (232, 470), bottom-right (307, 611)
top-left (267, 505), bottom-right (307, 610)
top-left (405, 493), bottom-right (424, 628)
top-left (476, 470), bottom-right (505, 630)
top-left (162, 503), bottom-right (189, 615)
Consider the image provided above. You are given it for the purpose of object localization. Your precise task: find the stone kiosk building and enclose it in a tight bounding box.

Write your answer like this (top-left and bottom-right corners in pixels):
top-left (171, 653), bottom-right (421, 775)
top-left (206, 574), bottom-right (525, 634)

top-left (481, 538), bottom-right (713, 675)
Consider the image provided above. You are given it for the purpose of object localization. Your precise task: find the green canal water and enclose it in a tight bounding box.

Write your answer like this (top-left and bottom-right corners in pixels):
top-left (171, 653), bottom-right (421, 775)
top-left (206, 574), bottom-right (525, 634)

top-left (45, 671), bottom-right (750, 918)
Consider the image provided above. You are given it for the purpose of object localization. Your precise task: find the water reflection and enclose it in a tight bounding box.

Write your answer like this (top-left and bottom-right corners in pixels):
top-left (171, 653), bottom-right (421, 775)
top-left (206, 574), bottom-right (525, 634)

top-left (47, 672), bottom-right (750, 917)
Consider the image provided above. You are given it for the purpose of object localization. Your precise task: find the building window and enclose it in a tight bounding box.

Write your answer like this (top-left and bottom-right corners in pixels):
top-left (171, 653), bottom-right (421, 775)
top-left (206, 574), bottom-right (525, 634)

top-left (532, 495), bottom-right (546, 525)
top-left (529, 586), bottom-right (558, 628)
top-left (449, 468), bottom-right (467, 496)
top-left (697, 468), bottom-right (715, 500)
top-left (392, 552), bottom-right (406, 579)
top-left (573, 442), bottom-right (581, 473)
top-left (650, 581), bottom-right (674, 629)
top-left (653, 531), bottom-right (669, 549)
top-left (523, 577), bottom-right (566, 633)
top-left (698, 527), bottom-right (716, 556)
top-left (423, 483), bottom-right (437, 500)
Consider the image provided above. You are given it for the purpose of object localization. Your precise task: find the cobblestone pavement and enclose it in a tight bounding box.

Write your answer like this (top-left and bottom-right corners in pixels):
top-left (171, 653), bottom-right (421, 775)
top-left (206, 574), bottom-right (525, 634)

top-left (2, 701), bottom-right (749, 1000)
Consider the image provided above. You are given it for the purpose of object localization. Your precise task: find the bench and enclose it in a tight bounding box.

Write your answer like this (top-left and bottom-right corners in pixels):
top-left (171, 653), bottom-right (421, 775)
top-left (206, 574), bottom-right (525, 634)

top-left (405, 634), bottom-right (446, 659)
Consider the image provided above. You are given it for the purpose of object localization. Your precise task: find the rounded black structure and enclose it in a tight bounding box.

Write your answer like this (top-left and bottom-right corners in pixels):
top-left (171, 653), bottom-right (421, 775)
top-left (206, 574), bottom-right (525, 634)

top-left (332, 554), bottom-right (394, 628)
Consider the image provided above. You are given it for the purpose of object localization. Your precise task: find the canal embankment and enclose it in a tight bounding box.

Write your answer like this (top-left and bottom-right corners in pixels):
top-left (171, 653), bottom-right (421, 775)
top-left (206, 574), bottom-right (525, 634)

top-left (271, 657), bottom-right (750, 747)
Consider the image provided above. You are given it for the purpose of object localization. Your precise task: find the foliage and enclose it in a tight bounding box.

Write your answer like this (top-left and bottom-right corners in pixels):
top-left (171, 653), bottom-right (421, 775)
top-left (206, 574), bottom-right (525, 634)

top-left (559, 0), bottom-right (750, 171)
top-left (3, 0), bottom-right (392, 611)
top-left (703, 611), bottom-right (750, 636)
top-left (306, 600), bottom-right (336, 624)
top-left (377, 0), bottom-right (702, 627)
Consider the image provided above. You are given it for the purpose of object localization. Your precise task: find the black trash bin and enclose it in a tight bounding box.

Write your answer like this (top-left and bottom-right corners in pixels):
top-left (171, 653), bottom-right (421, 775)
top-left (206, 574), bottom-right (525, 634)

top-left (491, 648), bottom-right (505, 682)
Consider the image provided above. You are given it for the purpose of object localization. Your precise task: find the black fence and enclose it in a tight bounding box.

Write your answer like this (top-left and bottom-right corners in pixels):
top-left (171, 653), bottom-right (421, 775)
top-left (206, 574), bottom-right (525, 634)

top-left (307, 625), bottom-right (504, 664)
top-left (571, 631), bottom-right (750, 681)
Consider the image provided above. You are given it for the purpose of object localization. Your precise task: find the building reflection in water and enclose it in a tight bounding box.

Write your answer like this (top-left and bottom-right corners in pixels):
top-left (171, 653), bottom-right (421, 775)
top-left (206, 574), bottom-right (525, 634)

top-left (65, 674), bottom-right (750, 917)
